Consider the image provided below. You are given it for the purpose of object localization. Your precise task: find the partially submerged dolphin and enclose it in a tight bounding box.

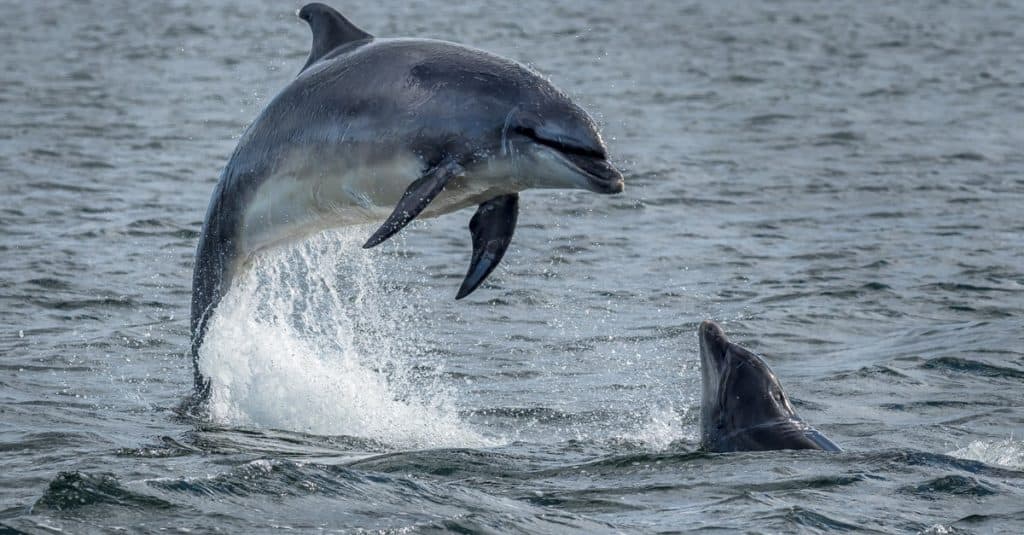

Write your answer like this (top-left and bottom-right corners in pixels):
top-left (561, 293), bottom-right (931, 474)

top-left (698, 321), bottom-right (841, 452)
top-left (189, 3), bottom-right (624, 395)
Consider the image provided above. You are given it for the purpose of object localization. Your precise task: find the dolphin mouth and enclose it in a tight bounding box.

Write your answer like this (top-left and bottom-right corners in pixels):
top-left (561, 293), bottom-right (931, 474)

top-left (514, 125), bottom-right (624, 193)
top-left (562, 152), bottom-right (625, 194)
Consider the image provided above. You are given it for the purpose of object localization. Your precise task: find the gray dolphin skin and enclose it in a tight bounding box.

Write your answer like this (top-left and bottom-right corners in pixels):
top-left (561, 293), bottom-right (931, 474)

top-left (698, 321), bottom-right (841, 452)
top-left (188, 3), bottom-right (624, 398)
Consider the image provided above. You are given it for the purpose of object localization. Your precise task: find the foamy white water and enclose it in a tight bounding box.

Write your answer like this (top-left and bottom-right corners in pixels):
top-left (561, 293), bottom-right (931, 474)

top-left (950, 438), bottom-right (1024, 471)
top-left (198, 229), bottom-right (494, 448)
top-left (627, 403), bottom-right (690, 451)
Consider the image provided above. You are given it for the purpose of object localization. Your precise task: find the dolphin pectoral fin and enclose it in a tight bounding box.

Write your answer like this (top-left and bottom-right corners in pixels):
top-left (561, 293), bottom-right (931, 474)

top-left (363, 159), bottom-right (464, 249)
top-left (456, 194), bottom-right (519, 299)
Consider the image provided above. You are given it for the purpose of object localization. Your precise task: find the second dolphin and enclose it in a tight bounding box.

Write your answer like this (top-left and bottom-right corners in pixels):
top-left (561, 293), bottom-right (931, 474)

top-left (698, 321), bottom-right (841, 453)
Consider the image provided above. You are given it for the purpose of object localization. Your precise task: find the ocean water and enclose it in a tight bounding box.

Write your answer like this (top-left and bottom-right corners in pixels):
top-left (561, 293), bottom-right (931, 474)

top-left (2, 0), bottom-right (1023, 532)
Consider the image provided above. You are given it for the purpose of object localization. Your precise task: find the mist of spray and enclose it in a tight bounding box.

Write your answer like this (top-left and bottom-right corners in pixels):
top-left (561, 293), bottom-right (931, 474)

top-left (197, 229), bottom-right (494, 449)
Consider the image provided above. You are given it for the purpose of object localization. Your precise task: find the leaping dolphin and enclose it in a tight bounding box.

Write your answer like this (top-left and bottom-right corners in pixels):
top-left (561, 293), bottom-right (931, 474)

top-left (188, 3), bottom-right (624, 396)
top-left (698, 321), bottom-right (841, 452)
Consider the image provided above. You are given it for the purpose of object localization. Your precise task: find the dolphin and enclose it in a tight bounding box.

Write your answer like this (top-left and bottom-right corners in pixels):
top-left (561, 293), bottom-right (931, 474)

top-left (188, 3), bottom-right (624, 396)
top-left (698, 320), bottom-right (841, 452)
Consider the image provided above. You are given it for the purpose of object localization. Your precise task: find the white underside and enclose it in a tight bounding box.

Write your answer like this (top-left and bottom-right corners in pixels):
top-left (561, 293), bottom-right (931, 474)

top-left (235, 141), bottom-right (593, 274)
top-left (238, 149), bottom-right (525, 258)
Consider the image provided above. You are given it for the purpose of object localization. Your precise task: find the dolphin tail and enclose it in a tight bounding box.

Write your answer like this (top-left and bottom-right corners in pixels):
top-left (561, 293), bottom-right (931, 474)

top-left (362, 159), bottom-right (464, 249)
top-left (456, 194), bottom-right (519, 299)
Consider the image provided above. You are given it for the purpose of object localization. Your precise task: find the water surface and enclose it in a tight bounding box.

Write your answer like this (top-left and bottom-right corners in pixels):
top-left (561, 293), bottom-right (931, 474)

top-left (2, 1), bottom-right (1023, 532)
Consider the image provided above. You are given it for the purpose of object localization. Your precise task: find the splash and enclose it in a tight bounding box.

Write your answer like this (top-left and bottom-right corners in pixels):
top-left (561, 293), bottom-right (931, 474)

top-left (197, 229), bottom-right (494, 449)
top-left (949, 438), bottom-right (1024, 470)
top-left (623, 403), bottom-right (691, 451)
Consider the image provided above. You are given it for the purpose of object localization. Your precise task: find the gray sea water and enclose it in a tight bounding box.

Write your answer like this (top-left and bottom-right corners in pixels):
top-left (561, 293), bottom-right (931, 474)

top-left (3, 1), bottom-right (1024, 533)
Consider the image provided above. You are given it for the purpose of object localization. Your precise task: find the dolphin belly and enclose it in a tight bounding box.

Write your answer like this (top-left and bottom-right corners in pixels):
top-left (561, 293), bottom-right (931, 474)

top-left (238, 150), bottom-right (417, 256)
top-left (236, 148), bottom-right (520, 258)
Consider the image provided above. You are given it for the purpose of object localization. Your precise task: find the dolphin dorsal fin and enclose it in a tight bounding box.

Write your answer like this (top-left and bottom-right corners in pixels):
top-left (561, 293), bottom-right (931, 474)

top-left (297, 3), bottom-right (372, 72)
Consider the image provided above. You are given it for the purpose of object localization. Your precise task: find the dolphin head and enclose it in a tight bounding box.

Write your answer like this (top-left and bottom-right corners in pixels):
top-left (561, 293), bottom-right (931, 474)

top-left (698, 320), bottom-right (799, 450)
top-left (402, 52), bottom-right (625, 196)
top-left (499, 101), bottom-right (624, 195)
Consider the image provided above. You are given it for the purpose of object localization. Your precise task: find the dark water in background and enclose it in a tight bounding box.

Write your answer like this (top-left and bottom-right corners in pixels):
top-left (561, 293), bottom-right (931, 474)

top-left (2, 0), bottom-right (1024, 532)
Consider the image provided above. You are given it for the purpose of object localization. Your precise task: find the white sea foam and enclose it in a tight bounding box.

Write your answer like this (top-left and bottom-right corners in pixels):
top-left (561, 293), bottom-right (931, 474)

top-left (198, 229), bottom-right (494, 449)
top-left (627, 403), bottom-right (691, 451)
top-left (949, 438), bottom-right (1024, 470)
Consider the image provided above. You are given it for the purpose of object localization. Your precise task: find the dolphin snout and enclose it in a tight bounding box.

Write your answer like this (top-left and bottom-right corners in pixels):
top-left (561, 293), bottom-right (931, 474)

top-left (699, 320), bottom-right (725, 342)
top-left (596, 163), bottom-right (625, 194)
top-left (566, 154), bottom-right (624, 194)
top-left (698, 320), bottom-right (729, 366)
